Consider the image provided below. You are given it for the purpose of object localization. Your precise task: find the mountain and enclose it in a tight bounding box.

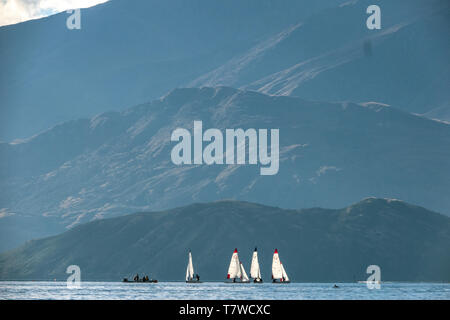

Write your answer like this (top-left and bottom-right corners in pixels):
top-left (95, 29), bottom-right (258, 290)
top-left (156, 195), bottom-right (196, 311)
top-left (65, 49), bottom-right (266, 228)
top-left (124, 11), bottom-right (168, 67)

top-left (192, 0), bottom-right (450, 119)
top-left (1, 86), bottom-right (449, 252)
top-left (1, 0), bottom-right (449, 141)
top-left (0, 0), bottom-right (343, 141)
top-left (0, 198), bottom-right (449, 282)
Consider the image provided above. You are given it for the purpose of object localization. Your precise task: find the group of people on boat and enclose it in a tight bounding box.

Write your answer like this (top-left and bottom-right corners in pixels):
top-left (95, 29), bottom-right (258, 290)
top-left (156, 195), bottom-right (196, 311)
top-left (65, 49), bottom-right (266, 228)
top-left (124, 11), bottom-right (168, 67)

top-left (123, 273), bottom-right (157, 283)
top-left (133, 274), bottom-right (150, 282)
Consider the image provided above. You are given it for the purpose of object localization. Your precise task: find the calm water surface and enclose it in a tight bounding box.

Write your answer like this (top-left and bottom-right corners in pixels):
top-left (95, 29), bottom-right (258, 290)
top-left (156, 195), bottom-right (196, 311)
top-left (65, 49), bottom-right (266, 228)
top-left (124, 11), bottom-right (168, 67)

top-left (0, 282), bottom-right (449, 300)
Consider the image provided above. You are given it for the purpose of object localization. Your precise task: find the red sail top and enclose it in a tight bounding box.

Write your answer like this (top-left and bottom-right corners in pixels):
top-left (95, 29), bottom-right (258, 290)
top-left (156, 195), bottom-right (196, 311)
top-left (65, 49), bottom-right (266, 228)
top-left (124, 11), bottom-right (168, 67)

top-left (234, 248), bottom-right (238, 253)
top-left (274, 249), bottom-right (278, 254)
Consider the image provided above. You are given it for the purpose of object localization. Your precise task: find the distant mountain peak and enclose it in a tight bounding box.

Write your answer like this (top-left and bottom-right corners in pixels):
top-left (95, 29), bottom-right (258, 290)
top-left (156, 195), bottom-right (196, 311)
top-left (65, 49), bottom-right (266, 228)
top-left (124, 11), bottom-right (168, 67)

top-left (161, 86), bottom-right (242, 103)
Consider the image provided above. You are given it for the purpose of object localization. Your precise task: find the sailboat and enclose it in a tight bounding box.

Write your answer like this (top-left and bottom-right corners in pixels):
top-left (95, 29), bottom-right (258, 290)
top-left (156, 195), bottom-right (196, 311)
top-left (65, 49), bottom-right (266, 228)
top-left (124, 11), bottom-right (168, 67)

top-left (185, 250), bottom-right (201, 283)
top-left (226, 248), bottom-right (250, 283)
top-left (250, 247), bottom-right (263, 283)
top-left (271, 249), bottom-right (290, 283)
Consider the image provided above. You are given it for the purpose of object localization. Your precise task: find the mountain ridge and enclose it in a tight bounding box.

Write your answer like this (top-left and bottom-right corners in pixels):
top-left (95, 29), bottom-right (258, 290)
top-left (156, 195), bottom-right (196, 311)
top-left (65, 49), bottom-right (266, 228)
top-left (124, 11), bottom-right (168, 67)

top-left (1, 0), bottom-right (449, 141)
top-left (0, 198), bottom-right (449, 282)
top-left (1, 86), bottom-right (449, 251)
top-left (0, 0), bottom-right (345, 141)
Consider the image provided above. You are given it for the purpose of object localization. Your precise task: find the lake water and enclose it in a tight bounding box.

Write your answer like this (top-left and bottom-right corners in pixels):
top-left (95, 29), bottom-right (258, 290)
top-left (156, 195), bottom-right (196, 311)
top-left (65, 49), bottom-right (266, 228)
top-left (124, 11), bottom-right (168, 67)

top-left (0, 282), bottom-right (449, 300)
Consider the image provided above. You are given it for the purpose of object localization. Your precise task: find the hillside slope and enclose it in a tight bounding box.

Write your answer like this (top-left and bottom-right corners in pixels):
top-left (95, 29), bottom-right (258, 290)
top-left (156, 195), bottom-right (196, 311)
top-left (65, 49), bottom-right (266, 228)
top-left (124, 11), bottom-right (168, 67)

top-left (192, 0), bottom-right (450, 119)
top-left (0, 0), bottom-right (342, 141)
top-left (1, 86), bottom-right (449, 251)
top-left (1, 0), bottom-right (449, 140)
top-left (0, 198), bottom-right (449, 282)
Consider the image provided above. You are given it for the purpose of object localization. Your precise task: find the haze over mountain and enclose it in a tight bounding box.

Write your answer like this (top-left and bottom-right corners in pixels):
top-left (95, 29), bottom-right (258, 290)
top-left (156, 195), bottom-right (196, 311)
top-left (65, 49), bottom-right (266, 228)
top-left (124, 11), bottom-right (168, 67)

top-left (1, 87), bottom-right (449, 251)
top-left (194, 0), bottom-right (450, 120)
top-left (1, 0), bottom-right (449, 278)
top-left (1, 198), bottom-right (449, 282)
top-left (1, 0), bottom-right (449, 141)
top-left (0, 0), bottom-right (342, 141)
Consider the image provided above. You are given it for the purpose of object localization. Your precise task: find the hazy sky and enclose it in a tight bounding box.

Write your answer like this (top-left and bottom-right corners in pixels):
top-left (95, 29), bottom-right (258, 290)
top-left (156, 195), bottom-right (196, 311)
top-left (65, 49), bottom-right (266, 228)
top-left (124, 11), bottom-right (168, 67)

top-left (0, 0), bottom-right (109, 26)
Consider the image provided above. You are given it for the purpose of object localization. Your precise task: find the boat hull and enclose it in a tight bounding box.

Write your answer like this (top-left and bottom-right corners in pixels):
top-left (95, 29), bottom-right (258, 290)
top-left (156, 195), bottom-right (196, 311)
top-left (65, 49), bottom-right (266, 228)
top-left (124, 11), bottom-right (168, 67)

top-left (272, 280), bottom-right (290, 284)
top-left (122, 279), bottom-right (158, 283)
top-left (224, 280), bottom-right (250, 284)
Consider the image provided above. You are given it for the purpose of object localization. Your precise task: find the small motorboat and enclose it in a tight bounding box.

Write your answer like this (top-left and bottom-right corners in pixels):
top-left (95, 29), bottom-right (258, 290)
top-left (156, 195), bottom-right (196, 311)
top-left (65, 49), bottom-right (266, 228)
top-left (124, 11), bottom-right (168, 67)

top-left (123, 276), bottom-right (157, 283)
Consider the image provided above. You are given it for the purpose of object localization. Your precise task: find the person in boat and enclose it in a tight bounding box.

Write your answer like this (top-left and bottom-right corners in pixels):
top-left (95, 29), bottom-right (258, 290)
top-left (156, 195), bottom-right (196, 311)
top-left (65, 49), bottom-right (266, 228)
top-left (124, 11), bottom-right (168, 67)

top-left (195, 274), bottom-right (200, 282)
top-left (145, 275), bottom-right (149, 282)
top-left (134, 274), bottom-right (139, 282)
top-left (333, 284), bottom-right (339, 288)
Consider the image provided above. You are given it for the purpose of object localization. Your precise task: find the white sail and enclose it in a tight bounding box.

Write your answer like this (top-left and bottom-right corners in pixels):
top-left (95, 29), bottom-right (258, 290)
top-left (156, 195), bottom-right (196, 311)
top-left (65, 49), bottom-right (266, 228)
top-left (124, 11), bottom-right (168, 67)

top-left (250, 248), bottom-right (261, 279)
top-left (236, 256), bottom-right (242, 279)
top-left (185, 264), bottom-right (189, 281)
top-left (272, 249), bottom-right (283, 280)
top-left (281, 263), bottom-right (289, 282)
top-left (186, 251), bottom-right (195, 281)
top-left (240, 263), bottom-right (249, 282)
top-left (227, 249), bottom-right (240, 279)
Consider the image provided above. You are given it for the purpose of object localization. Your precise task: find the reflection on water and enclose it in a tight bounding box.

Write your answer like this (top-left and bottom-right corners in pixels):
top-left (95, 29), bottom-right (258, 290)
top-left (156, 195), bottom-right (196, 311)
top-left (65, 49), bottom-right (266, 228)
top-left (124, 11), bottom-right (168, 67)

top-left (0, 282), bottom-right (449, 300)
